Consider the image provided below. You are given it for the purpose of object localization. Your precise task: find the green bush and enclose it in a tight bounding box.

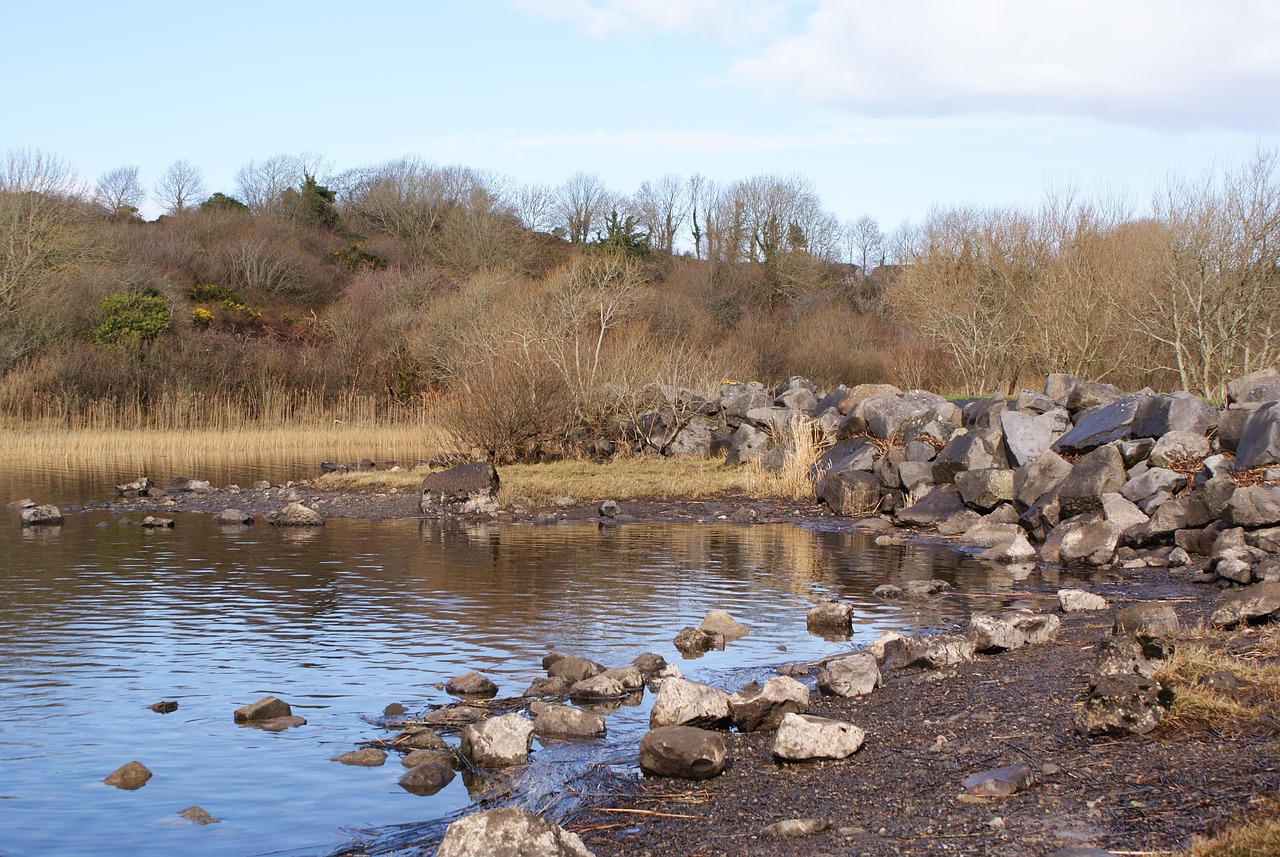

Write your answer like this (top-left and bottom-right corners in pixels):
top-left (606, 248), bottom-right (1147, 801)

top-left (91, 292), bottom-right (170, 349)
top-left (190, 283), bottom-right (243, 303)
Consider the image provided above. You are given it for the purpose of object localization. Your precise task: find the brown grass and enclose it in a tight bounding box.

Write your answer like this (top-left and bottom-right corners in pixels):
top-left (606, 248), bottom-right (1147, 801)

top-left (1156, 625), bottom-right (1280, 729)
top-left (1185, 797), bottom-right (1280, 856)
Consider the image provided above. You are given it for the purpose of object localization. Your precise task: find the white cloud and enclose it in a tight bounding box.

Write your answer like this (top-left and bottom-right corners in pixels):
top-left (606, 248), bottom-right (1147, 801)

top-left (510, 0), bottom-right (791, 40)
top-left (731, 0), bottom-right (1280, 131)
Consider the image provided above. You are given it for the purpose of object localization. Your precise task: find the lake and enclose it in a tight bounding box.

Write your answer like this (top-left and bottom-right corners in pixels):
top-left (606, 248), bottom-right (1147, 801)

top-left (0, 455), bottom-right (1055, 856)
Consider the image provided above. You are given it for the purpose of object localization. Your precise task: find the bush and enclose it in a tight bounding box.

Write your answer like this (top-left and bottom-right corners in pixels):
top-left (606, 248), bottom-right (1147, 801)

top-left (90, 291), bottom-right (169, 350)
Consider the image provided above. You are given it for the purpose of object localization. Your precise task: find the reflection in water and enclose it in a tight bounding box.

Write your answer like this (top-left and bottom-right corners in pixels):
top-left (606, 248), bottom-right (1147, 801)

top-left (0, 477), bottom-right (1060, 856)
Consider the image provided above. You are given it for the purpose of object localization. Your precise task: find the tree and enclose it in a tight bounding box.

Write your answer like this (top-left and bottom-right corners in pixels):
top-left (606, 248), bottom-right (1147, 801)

top-left (631, 174), bottom-right (688, 253)
top-left (281, 172), bottom-right (339, 228)
top-left (556, 172), bottom-right (611, 244)
top-left (594, 210), bottom-right (650, 257)
top-left (154, 159), bottom-right (207, 214)
top-left (514, 181), bottom-right (557, 233)
top-left (845, 215), bottom-right (884, 276)
top-left (235, 154), bottom-right (303, 214)
top-left (201, 191), bottom-right (249, 211)
top-left (94, 165), bottom-right (145, 218)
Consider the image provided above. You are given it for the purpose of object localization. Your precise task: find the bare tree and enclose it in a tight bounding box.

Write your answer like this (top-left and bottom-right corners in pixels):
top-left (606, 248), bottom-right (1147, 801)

top-left (514, 181), bottom-right (558, 233)
top-left (154, 159), bottom-right (207, 214)
top-left (555, 172), bottom-right (611, 244)
top-left (630, 173), bottom-right (689, 253)
top-left (845, 215), bottom-right (884, 276)
top-left (235, 154), bottom-right (302, 214)
top-left (94, 165), bottom-right (145, 217)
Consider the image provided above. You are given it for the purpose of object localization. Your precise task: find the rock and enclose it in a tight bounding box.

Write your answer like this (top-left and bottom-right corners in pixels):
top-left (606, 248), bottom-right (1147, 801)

top-left (1121, 467), bottom-right (1186, 504)
top-left (1057, 444), bottom-right (1127, 518)
top-left (445, 671), bottom-right (498, 698)
top-left (806, 601), bottom-right (853, 635)
top-left (1132, 392), bottom-right (1217, 438)
top-left (673, 626), bottom-right (724, 655)
top-left (1094, 634), bottom-right (1158, 679)
top-left (1149, 431), bottom-right (1211, 468)
top-left (1076, 674), bottom-right (1165, 737)
top-left (600, 666), bottom-right (645, 691)
top-left (1101, 493), bottom-right (1148, 531)
top-left (1228, 368), bottom-right (1280, 404)
top-left (638, 725), bottom-right (726, 780)
top-left (962, 763), bottom-right (1036, 796)
top-left (393, 728), bottom-right (448, 750)
top-left (956, 468), bottom-right (1015, 512)
top-left (729, 676), bottom-right (810, 731)
top-left (598, 499), bottom-right (620, 518)
top-left (881, 635), bottom-right (975, 671)
top-left (255, 715), bottom-right (306, 732)
top-left (398, 756), bottom-right (457, 795)
top-left (1000, 409), bottom-right (1071, 467)
top-left (1013, 450), bottom-right (1075, 510)
top-left (1059, 521), bottom-right (1122, 567)
top-left (19, 504), bottom-right (63, 526)
top-left (1236, 401), bottom-right (1280, 470)
top-left (115, 477), bottom-right (152, 497)
top-left (904, 578), bottom-right (952, 597)
top-left (632, 653), bottom-right (668, 676)
top-left (104, 760), bottom-right (152, 790)
top-left (964, 520), bottom-right (1025, 548)
top-left (234, 696), bottom-right (292, 722)
top-left (1114, 602), bottom-right (1181, 640)
top-left (1059, 589), bottom-right (1108, 612)
top-left (420, 461), bottom-right (500, 516)
top-left (568, 673), bottom-right (626, 701)
top-left (967, 615), bottom-right (1027, 653)
top-left (933, 432), bottom-right (999, 483)
top-left (699, 609), bottom-right (749, 641)
top-left (1066, 379), bottom-right (1125, 412)
top-left (720, 381), bottom-right (772, 421)
top-left (720, 423), bottom-right (769, 465)
top-left (525, 676), bottom-right (572, 697)
top-left (548, 656), bottom-right (606, 684)
top-left (140, 516), bottom-right (174, 528)
top-left (772, 712), bottom-right (866, 761)
top-left (176, 806), bottom-right (219, 825)
top-left (841, 392), bottom-right (937, 440)
top-left (333, 748), bottom-right (387, 766)
top-left (1004, 610), bottom-right (1061, 644)
top-left (533, 704), bottom-right (607, 738)
top-left (1225, 486), bottom-right (1280, 527)
top-left (763, 818), bottom-right (830, 838)
top-left (872, 583), bottom-right (905, 599)
top-left (437, 809), bottom-right (594, 857)
top-left (148, 700), bottom-right (179, 713)
top-left (649, 677), bottom-right (731, 729)
top-left (895, 486), bottom-right (967, 527)
top-left (978, 532), bottom-right (1037, 563)
top-left (817, 467), bottom-right (882, 517)
top-left (1053, 393), bottom-right (1145, 454)
top-left (816, 652), bottom-right (880, 697)
top-left (267, 502), bottom-right (324, 526)
top-left (402, 748), bottom-right (452, 768)
top-left (1210, 582), bottom-right (1280, 628)
top-left (665, 415), bottom-right (717, 457)
top-left (212, 508), bottom-right (253, 525)
top-left (459, 713), bottom-right (534, 768)
top-left (865, 630), bottom-right (906, 660)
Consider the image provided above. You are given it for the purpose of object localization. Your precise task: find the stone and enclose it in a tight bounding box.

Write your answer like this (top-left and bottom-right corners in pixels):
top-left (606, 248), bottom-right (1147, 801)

top-left (1094, 634), bottom-right (1158, 680)
top-left (255, 715), bottom-right (306, 732)
top-left (806, 601), bottom-right (854, 635)
top-left (1013, 450), bottom-right (1074, 510)
top-left (212, 508), bottom-right (253, 525)
top-left (1114, 602), bottom-right (1180, 639)
top-left (699, 609), bottom-right (749, 641)
top-left (1236, 401), bottom-right (1280, 470)
top-left (398, 757), bottom-right (457, 795)
top-left (1059, 521), bottom-right (1122, 567)
top-left (1053, 393), bottom-right (1145, 454)
top-left (865, 630), bottom-right (905, 660)
top-left (728, 676), bottom-right (810, 731)
top-left (978, 532), bottom-right (1037, 563)
top-left (1100, 493), bottom-right (1148, 531)
top-left (419, 461), bottom-right (500, 516)
top-left (1218, 404), bottom-right (1261, 453)
top-left (1247, 527), bottom-right (1280, 554)
top-left (895, 486), bottom-right (967, 527)
top-left (568, 673), bottom-right (626, 701)
top-left (1004, 610), bottom-right (1061, 644)
top-left (936, 509), bottom-right (983, 535)
top-left (956, 468), bottom-right (1015, 512)
top-left (402, 748), bottom-right (451, 768)
top-left (811, 438), bottom-right (877, 480)
top-left (177, 806), bottom-right (219, 825)
top-left (896, 460), bottom-right (938, 494)
top-left (1131, 392), bottom-right (1218, 438)
top-left (267, 502), bottom-right (324, 526)
top-left (436, 809), bottom-right (594, 857)
top-left (148, 700), bottom-right (179, 713)
top-left (524, 676), bottom-right (572, 698)
top-left (776, 386), bottom-right (818, 413)
top-left (1228, 368), bottom-right (1280, 404)
top-left (1210, 582), bottom-right (1280, 628)
top-left (720, 381), bottom-right (772, 421)
top-left (720, 423), bottom-right (769, 465)
top-left (1196, 473), bottom-right (1238, 518)
top-left (234, 696), bottom-right (292, 722)
top-left (816, 652), bottom-right (880, 697)
top-left (548, 656), bottom-right (606, 684)
top-left (533, 704), bottom-right (607, 738)
top-left (19, 504), bottom-right (63, 526)
top-left (1225, 486), bottom-right (1280, 527)
top-left (904, 578), bottom-right (952, 598)
top-left (460, 713), bottom-right (534, 768)
top-left (445, 671), bottom-right (498, 698)
top-left (598, 499), bottom-right (620, 518)
top-left (1000, 409), bottom-right (1071, 467)
top-left (104, 760), bottom-right (152, 790)
top-left (1057, 444), bottom-right (1127, 518)
top-left (650, 678), bottom-right (731, 729)
top-left (1149, 431), bottom-right (1211, 467)
top-left (1066, 379), bottom-right (1125, 413)
top-left (964, 520), bottom-right (1025, 548)
top-left (333, 748), bottom-right (387, 766)
top-left (1015, 388), bottom-right (1059, 414)
top-left (115, 477), bottom-right (152, 497)
top-left (962, 763), bottom-right (1036, 796)
top-left (393, 727), bottom-right (448, 750)
top-left (772, 712), bottom-right (866, 761)
top-left (763, 818), bottom-right (831, 838)
top-left (632, 653), bottom-right (667, 676)
top-left (872, 584), bottom-right (904, 599)
top-left (1059, 589), bottom-right (1108, 612)
top-left (881, 635), bottom-right (975, 671)
top-left (817, 467), bottom-right (882, 517)
top-left (1076, 674), bottom-right (1164, 737)
top-left (665, 415), bottom-right (717, 457)
top-left (967, 615), bottom-right (1027, 653)
top-left (673, 626), bottom-right (724, 655)
top-left (1120, 468), bottom-right (1186, 504)
top-left (599, 666), bottom-right (645, 691)
top-left (140, 516), bottom-right (174, 528)
top-left (836, 383), bottom-right (902, 414)
top-left (639, 725), bottom-right (726, 780)
top-left (933, 432), bottom-right (999, 483)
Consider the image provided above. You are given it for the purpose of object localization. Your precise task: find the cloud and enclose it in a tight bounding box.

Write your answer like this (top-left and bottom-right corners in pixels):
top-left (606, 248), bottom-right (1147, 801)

top-left (729, 1), bottom-right (1280, 131)
top-left (510, 0), bottom-right (790, 40)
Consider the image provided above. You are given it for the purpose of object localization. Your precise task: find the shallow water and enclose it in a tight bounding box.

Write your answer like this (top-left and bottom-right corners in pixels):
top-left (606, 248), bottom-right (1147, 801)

top-left (0, 459), bottom-right (1048, 856)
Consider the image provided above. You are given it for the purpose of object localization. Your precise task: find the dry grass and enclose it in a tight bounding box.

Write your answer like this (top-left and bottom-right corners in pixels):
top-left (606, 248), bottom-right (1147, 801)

top-left (1156, 625), bottom-right (1280, 729)
top-left (1185, 797), bottom-right (1280, 856)
top-left (743, 413), bottom-right (835, 501)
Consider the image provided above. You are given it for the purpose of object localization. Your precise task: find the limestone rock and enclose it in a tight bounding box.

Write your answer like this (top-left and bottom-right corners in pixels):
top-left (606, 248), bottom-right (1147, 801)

top-left (333, 748), bottom-right (387, 766)
top-left (967, 615), bottom-right (1027, 653)
top-left (699, 609), bottom-right (749, 641)
top-left (1228, 368), bottom-right (1280, 405)
top-left (547, 656), bottom-right (606, 684)
top-left (882, 635), bottom-right (975, 671)
top-left (1014, 449), bottom-right (1075, 511)
top-left (436, 809), bottom-right (594, 857)
top-left (1053, 393), bottom-right (1145, 454)
top-left (460, 713), bottom-right (534, 768)
top-left (420, 461), bottom-right (500, 516)
top-left (568, 673), bottom-right (626, 701)
top-left (104, 760), bottom-right (152, 790)
top-left (398, 756), bottom-right (456, 795)
top-left (213, 508), bottom-right (253, 525)
top-left (1225, 486), bottom-right (1280, 527)
top-left (1004, 610), bottom-right (1062, 644)
top-left (1210, 582), bottom-right (1280, 628)
top-left (818, 467), bottom-right (882, 517)
top-left (19, 504), bottom-right (63, 526)
top-left (1114, 602), bottom-right (1180, 640)
top-left (267, 502), bottom-right (324, 526)
top-left (1120, 467), bottom-right (1186, 505)
top-left (638, 725), bottom-right (726, 780)
top-left (895, 486), bottom-right (967, 528)
top-left (763, 818), bottom-right (831, 839)
top-left (1059, 521), bottom-right (1122, 567)
top-left (1094, 634), bottom-right (1158, 680)
top-left (816, 652), bottom-right (880, 697)
top-left (234, 696), bottom-right (292, 722)
top-left (445, 671), bottom-right (498, 698)
top-left (673, 626), bottom-right (724, 655)
top-left (956, 468), bottom-right (1015, 513)
top-left (1058, 589), bottom-right (1108, 612)
top-left (806, 601), bottom-right (853, 635)
top-left (962, 763), bottom-right (1036, 796)
top-left (177, 806), bottom-right (219, 825)
top-left (1076, 674), bottom-right (1164, 737)
top-left (533, 704), bottom-right (607, 738)
top-left (1235, 401), bottom-right (1280, 470)
top-left (729, 676), bottom-right (810, 731)
top-left (978, 532), bottom-right (1037, 563)
top-left (865, 630), bottom-right (905, 660)
top-left (649, 678), bottom-right (731, 729)
top-left (1000, 409), bottom-right (1071, 467)
top-left (1057, 444), bottom-right (1127, 518)
top-left (720, 423), bottom-right (769, 465)
top-left (1149, 431), bottom-right (1211, 468)
top-left (772, 712), bottom-right (866, 761)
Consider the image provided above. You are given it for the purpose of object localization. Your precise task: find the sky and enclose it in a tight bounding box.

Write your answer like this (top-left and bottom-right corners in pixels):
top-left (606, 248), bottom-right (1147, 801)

top-left (4, 0), bottom-right (1279, 231)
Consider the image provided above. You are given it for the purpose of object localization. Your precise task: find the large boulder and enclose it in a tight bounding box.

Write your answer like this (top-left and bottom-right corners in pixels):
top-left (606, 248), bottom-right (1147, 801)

top-left (895, 486), bottom-right (967, 528)
top-left (956, 468), bottom-right (1015, 512)
top-left (729, 676), bottom-right (810, 732)
top-left (806, 601), bottom-right (854, 635)
top-left (459, 713), bottom-right (534, 768)
top-left (398, 754), bottom-right (456, 795)
top-left (1149, 431), bottom-right (1210, 467)
top-left (547, 656), bottom-right (606, 684)
top-left (420, 462), bottom-right (500, 516)
top-left (1235, 401), bottom-right (1280, 470)
top-left (841, 392), bottom-right (955, 441)
top-left (436, 809), bottom-right (594, 857)
top-left (639, 726), bottom-right (726, 780)
top-left (649, 678), bottom-right (730, 729)
top-left (699, 610), bottom-right (749, 641)
top-left (234, 696), bottom-right (292, 722)
top-left (1225, 486), bottom-right (1280, 527)
top-left (818, 467), bottom-right (882, 517)
top-left (665, 416), bottom-right (717, 457)
top-left (533, 704), bottom-right (606, 738)
top-left (1227, 368), bottom-right (1280, 405)
top-left (19, 504), bottom-right (64, 526)
top-left (815, 652), bottom-right (880, 697)
top-left (1114, 602), bottom-right (1181, 640)
top-left (966, 615), bottom-right (1027, 653)
top-left (445, 671), bottom-right (498, 698)
top-left (933, 432), bottom-right (999, 483)
top-left (1053, 393), bottom-right (1146, 454)
top-left (881, 635), bottom-right (975, 671)
top-left (1059, 521), bottom-right (1122, 567)
top-left (267, 502), bottom-right (324, 526)
top-left (1057, 444), bottom-right (1127, 518)
top-left (1131, 392), bottom-right (1218, 438)
top-left (1210, 582), bottom-right (1280, 628)
top-left (1075, 674), bottom-right (1165, 737)
top-left (772, 712), bottom-right (866, 761)
top-left (719, 381), bottom-right (771, 423)
top-left (719, 423), bottom-right (769, 466)
top-left (1121, 467), bottom-right (1187, 505)
top-left (1000, 409), bottom-right (1071, 467)
top-left (1013, 449), bottom-right (1074, 510)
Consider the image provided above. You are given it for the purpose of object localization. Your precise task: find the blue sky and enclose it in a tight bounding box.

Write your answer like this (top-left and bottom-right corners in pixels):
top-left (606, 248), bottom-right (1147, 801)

top-left (5, 0), bottom-right (1278, 230)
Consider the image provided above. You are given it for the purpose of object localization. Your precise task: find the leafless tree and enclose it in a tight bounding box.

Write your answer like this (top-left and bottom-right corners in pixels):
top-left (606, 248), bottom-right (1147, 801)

top-left (555, 172), bottom-right (612, 243)
top-left (844, 215), bottom-right (884, 275)
top-left (630, 173), bottom-right (689, 253)
top-left (154, 159), bottom-right (207, 214)
top-left (94, 165), bottom-right (145, 217)
top-left (235, 154), bottom-right (325, 215)
top-left (513, 181), bottom-right (558, 233)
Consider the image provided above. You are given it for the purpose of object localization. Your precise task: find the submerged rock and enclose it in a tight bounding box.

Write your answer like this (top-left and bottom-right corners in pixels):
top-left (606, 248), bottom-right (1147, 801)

top-left (436, 808), bottom-right (594, 857)
top-left (332, 748), bottom-right (387, 767)
top-left (267, 502), bottom-right (324, 526)
top-left (20, 504), bottom-right (63, 526)
top-left (460, 713), bottom-right (534, 768)
top-left (104, 760), bottom-right (152, 790)
top-left (233, 696), bottom-right (292, 722)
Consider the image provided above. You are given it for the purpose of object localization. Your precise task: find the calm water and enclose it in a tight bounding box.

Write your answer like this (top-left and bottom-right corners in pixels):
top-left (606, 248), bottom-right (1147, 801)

top-left (0, 458), bottom-right (1053, 856)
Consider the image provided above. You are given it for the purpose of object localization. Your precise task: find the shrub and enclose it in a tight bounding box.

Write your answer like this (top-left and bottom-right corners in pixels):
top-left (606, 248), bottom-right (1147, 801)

top-left (90, 291), bottom-right (169, 350)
